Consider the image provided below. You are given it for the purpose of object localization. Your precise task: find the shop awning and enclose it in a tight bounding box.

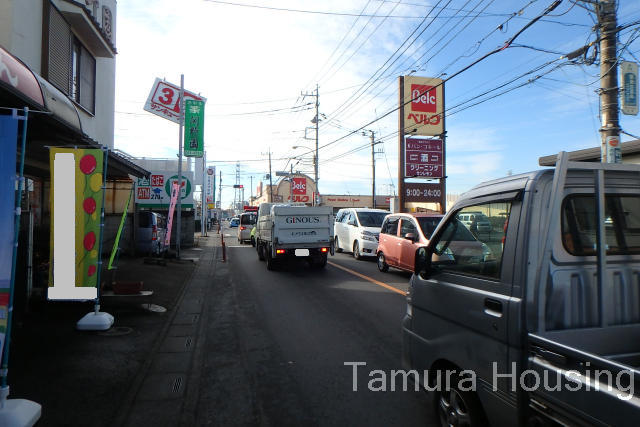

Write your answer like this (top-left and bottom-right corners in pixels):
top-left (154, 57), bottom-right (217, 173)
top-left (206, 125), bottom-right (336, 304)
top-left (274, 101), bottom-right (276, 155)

top-left (0, 45), bottom-right (44, 108)
top-left (0, 45), bottom-right (148, 180)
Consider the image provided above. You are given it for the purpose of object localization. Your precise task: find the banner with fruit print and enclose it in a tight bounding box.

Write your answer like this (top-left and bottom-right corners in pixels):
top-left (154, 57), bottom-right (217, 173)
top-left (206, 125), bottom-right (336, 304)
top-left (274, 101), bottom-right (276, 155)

top-left (48, 148), bottom-right (105, 300)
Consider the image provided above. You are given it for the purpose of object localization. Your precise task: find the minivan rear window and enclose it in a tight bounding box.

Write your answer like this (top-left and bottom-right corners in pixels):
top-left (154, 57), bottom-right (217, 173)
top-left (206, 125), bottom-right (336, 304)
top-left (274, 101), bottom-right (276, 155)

top-left (139, 212), bottom-right (152, 228)
top-left (240, 214), bottom-right (256, 225)
top-left (562, 194), bottom-right (640, 256)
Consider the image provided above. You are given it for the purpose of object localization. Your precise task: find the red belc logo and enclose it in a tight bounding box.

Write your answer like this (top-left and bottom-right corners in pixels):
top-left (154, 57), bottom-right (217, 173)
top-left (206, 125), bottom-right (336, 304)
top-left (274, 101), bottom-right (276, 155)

top-left (411, 84), bottom-right (437, 113)
top-left (292, 178), bottom-right (306, 195)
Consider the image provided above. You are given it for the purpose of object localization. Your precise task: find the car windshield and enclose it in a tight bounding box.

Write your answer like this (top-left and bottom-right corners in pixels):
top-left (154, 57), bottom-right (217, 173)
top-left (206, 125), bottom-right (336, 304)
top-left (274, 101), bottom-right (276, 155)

top-left (417, 217), bottom-right (441, 238)
top-left (356, 211), bottom-right (387, 227)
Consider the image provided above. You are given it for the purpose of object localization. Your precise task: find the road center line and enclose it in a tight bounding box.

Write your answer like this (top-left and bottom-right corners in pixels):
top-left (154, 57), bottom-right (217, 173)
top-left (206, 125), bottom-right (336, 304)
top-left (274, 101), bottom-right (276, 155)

top-left (327, 261), bottom-right (407, 296)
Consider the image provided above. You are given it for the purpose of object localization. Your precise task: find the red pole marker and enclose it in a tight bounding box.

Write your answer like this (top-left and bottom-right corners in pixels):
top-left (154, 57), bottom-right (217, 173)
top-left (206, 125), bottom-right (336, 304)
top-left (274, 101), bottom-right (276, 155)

top-left (221, 233), bottom-right (226, 262)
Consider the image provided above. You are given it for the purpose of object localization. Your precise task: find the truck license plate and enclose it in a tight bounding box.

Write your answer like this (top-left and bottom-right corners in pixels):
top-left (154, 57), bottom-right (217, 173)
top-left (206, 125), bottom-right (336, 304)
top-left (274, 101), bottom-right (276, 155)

top-left (295, 249), bottom-right (309, 257)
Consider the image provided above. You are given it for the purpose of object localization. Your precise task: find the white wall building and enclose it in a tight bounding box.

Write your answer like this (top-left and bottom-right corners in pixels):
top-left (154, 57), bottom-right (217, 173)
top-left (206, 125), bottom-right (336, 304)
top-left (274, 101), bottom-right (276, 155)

top-left (0, 0), bottom-right (117, 148)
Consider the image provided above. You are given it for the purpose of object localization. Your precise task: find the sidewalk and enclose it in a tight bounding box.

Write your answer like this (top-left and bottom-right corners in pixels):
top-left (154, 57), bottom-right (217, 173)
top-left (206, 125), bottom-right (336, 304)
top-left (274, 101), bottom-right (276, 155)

top-left (7, 233), bottom-right (220, 427)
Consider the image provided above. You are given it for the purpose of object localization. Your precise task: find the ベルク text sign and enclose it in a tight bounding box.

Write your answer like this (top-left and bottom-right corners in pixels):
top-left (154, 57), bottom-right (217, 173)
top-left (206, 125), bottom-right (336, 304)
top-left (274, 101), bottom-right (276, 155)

top-left (404, 138), bottom-right (443, 178)
top-left (144, 78), bottom-right (206, 124)
top-left (403, 76), bottom-right (444, 136)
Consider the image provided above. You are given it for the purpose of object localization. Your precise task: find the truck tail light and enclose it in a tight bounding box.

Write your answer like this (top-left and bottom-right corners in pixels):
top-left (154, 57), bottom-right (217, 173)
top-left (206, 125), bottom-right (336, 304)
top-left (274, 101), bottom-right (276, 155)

top-left (320, 247), bottom-right (328, 253)
top-left (152, 225), bottom-right (158, 241)
top-left (276, 249), bottom-right (286, 255)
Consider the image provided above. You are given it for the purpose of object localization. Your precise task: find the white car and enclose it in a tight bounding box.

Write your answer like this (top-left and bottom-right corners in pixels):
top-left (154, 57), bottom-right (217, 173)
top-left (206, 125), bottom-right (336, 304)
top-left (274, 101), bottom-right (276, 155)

top-left (333, 208), bottom-right (389, 260)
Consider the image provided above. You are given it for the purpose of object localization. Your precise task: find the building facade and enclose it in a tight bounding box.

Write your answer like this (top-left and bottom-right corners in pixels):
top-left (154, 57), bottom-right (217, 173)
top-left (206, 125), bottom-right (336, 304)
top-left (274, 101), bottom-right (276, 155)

top-left (0, 0), bottom-right (148, 312)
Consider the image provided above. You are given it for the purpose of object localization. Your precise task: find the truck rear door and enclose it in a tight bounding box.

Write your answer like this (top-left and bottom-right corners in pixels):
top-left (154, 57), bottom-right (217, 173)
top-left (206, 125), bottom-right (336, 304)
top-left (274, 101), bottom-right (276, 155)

top-left (273, 207), bottom-right (332, 245)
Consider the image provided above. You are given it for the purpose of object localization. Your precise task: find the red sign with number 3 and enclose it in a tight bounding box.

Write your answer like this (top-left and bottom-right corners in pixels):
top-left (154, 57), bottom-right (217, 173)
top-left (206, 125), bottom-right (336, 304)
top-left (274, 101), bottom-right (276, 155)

top-left (144, 78), bottom-right (206, 124)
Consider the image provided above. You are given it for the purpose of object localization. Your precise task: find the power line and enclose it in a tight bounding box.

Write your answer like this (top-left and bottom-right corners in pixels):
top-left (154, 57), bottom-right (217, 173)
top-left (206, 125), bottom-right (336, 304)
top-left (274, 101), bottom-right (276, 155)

top-left (321, 0), bottom-right (452, 126)
top-left (202, 0), bottom-right (431, 18)
top-left (305, 0), bottom-right (565, 159)
top-left (305, 0), bottom-right (375, 89)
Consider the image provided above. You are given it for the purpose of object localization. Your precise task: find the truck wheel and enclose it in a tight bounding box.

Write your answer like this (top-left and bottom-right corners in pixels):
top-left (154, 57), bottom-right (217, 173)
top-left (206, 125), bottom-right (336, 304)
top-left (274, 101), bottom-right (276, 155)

top-left (377, 252), bottom-right (389, 272)
top-left (335, 237), bottom-right (343, 253)
top-left (311, 253), bottom-right (328, 268)
top-left (353, 241), bottom-right (361, 260)
top-left (266, 248), bottom-right (277, 271)
top-left (257, 242), bottom-right (265, 261)
top-left (432, 372), bottom-right (487, 427)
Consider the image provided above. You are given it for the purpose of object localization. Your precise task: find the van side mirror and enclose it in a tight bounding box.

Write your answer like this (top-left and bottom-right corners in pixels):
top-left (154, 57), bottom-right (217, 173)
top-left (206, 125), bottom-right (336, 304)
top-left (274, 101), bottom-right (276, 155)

top-left (414, 247), bottom-right (430, 276)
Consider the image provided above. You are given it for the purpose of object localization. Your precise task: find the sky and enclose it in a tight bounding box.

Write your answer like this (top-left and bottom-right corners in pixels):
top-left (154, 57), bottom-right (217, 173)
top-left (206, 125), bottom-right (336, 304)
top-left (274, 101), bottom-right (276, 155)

top-left (113, 0), bottom-right (640, 207)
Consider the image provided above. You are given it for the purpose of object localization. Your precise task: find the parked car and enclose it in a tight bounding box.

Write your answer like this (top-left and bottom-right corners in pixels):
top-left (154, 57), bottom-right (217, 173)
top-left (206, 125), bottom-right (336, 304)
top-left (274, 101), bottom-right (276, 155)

top-left (229, 217), bottom-right (239, 228)
top-left (459, 211), bottom-right (492, 234)
top-left (238, 212), bottom-right (256, 243)
top-left (334, 208), bottom-right (389, 260)
top-left (136, 211), bottom-right (167, 256)
top-left (376, 213), bottom-right (443, 272)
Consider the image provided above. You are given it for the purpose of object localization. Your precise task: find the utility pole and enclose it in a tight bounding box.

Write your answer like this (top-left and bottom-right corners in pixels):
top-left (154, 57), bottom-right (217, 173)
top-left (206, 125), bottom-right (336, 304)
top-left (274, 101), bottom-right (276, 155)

top-left (302, 85), bottom-right (319, 204)
top-left (597, 0), bottom-right (621, 163)
top-left (234, 162), bottom-right (241, 212)
top-left (218, 170), bottom-right (222, 217)
top-left (250, 175), bottom-right (253, 202)
top-left (201, 152), bottom-right (206, 237)
top-left (370, 130), bottom-right (376, 209)
top-left (268, 150), bottom-right (273, 202)
top-left (176, 74), bottom-right (185, 258)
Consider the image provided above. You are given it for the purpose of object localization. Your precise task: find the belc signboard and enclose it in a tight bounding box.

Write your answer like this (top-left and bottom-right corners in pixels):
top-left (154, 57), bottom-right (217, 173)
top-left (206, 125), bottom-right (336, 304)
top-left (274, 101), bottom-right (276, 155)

top-left (403, 76), bottom-right (444, 136)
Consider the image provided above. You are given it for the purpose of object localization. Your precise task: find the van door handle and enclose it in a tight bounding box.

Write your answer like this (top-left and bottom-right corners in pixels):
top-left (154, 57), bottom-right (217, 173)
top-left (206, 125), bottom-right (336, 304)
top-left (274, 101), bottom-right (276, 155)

top-left (484, 298), bottom-right (503, 317)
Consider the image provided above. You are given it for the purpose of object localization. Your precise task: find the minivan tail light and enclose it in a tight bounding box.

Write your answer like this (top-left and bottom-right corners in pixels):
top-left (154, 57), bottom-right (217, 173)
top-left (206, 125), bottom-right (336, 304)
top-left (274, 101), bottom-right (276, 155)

top-left (240, 226), bottom-right (246, 230)
top-left (152, 225), bottom-right (158, 241)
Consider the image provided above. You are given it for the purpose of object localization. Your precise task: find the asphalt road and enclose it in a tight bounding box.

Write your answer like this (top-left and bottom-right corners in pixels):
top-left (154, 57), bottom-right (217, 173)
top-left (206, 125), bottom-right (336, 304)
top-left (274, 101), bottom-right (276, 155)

top-left (195, 225), bottom-right (436, 426)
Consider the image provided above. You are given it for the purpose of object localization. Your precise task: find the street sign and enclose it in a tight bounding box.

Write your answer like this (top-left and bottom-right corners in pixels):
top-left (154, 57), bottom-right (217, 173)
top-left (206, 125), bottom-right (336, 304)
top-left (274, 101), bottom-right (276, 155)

top-left (404, 182), bottom-right (443, 203)
top-left (403, 76), bottom-right (444, 136)
top-left (135, 172), bottom-right (194, 208)
top-left (404, 137), bottom-right (444, 178)
top-left (143, 78), bottom-right (206, 124)
top-left (621, 61), bottom-right (638, 116)
top-left (183, 99), bottom-right (205, 157)
top-left (605, 136), bottom-right (622, 164)
top-left (275, 171), bottom-right (289, 176)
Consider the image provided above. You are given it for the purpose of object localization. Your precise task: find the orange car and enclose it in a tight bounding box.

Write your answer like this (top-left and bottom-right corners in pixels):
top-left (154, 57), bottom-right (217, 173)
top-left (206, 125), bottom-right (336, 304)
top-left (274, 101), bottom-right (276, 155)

top-left (376, 213), bottom-right (443, 273)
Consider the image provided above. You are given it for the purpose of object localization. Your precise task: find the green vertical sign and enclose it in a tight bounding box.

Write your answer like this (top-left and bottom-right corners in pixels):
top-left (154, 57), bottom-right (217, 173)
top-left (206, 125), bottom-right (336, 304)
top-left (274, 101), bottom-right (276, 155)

top-left (184, 99), bottom-right (205, 157)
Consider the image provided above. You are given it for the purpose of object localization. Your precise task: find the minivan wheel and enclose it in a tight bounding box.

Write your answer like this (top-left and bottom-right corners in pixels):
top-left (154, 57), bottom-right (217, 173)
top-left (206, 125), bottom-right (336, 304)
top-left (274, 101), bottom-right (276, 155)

top-left (251, 236), bottom-right (255, 247)
top-left (353, 241), bottom-right (361, 260)
top-left (433, 375), bottom-right (486, 427)
top-left (335, 237), bottom-right (342, 253)
top-left (377, 252), bottom-right (389, 272)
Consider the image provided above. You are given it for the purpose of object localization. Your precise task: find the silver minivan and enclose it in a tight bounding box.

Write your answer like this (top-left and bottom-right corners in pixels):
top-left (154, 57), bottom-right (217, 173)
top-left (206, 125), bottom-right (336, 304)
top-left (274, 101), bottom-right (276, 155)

top-left (136, 211), bottom-right (167, 256)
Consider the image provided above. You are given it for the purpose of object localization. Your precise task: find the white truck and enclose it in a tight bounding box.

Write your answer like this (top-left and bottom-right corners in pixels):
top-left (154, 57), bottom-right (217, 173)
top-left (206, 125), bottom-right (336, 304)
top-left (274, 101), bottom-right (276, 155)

top-left (255, 203), bottom-right (334, 270)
